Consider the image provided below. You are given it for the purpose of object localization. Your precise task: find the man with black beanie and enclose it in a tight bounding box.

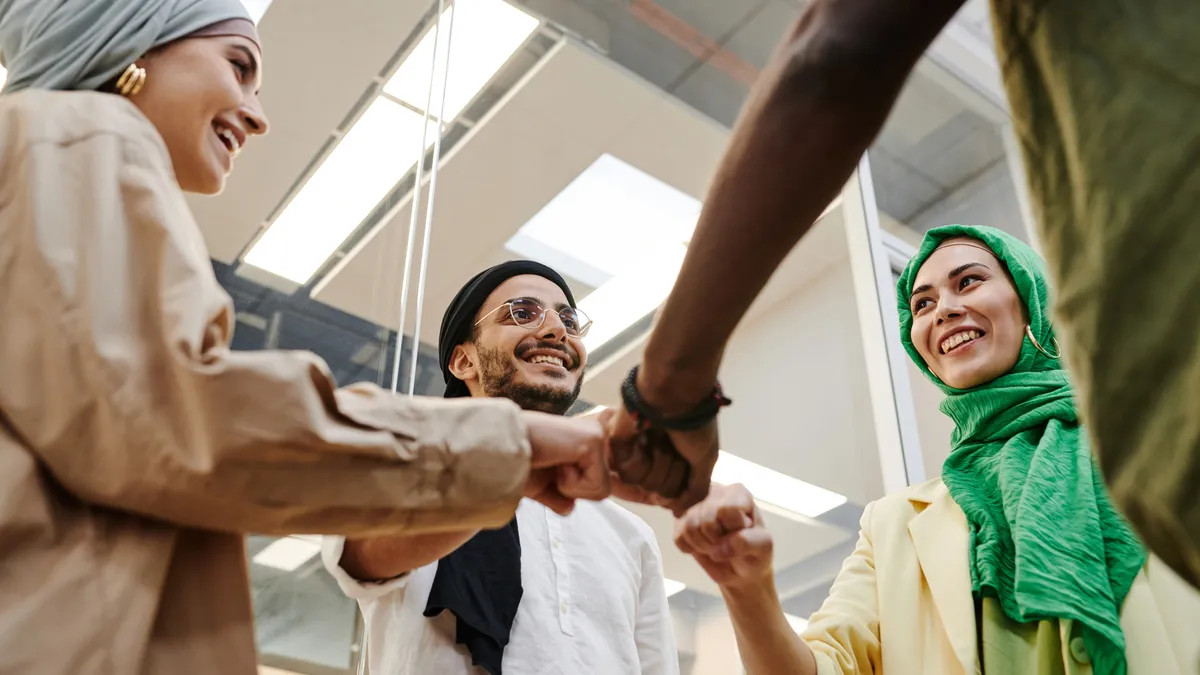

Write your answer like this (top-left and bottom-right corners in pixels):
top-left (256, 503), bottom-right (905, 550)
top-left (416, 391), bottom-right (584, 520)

top-left (322, 261), bottom-right (679, 675)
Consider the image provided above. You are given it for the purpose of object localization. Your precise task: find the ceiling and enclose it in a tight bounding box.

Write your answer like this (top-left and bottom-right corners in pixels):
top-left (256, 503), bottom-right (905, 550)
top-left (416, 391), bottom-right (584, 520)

top-left (195, 0), bottom-right (1024, 672)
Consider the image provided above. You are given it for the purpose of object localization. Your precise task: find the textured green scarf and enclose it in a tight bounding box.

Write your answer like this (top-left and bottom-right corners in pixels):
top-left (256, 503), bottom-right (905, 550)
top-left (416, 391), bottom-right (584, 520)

top-left (896, 225), bottom-right (1146, 675)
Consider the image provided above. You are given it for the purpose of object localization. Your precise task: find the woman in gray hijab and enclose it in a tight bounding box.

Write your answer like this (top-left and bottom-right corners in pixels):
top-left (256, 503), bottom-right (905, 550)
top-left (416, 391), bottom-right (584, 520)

top-left (0, 2), bottom-right (612, 674)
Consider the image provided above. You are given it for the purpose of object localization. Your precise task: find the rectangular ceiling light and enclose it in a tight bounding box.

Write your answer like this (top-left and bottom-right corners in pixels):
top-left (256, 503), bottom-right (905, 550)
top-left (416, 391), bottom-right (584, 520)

top-left (0, 66), bottom-right (7, 90)
top-left (252, 535), bottom-right (321, 571)
top-left (712, 451), bottom-right (847, 520)
top-left (239, 0), bottom-right (274, 23)
top-left (785, 614), bottom-right (809, 634)
top-left (663, 579), bottom-right (686, 597)
top-left (505, 154), bottom-right (701, 351)
top-left (578, 247), bottom-right (686, 351)
top-left (259, 667), bottom-right (305, 675)
top-left (575, 407), bottom-right (846, 521)
top-left (383, 0), bottom-right (539, 122)
top-left (243, 98), bottom-right (438, 283)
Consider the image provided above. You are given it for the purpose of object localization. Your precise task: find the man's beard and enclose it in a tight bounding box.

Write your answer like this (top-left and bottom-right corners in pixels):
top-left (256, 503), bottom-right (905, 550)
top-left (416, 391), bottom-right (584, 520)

top-left (476, 344), bottom-right (583, 415)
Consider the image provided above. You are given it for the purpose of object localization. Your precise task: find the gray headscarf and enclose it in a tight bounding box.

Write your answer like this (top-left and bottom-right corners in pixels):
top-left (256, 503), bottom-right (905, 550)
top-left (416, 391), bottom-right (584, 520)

top-left (0, 0), bottom-right (255, 94)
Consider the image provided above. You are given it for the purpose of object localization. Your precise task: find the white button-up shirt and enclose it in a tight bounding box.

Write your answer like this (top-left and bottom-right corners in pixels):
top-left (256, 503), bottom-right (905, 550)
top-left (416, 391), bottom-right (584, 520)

top-left (322, 499), bottom-right (679, 675)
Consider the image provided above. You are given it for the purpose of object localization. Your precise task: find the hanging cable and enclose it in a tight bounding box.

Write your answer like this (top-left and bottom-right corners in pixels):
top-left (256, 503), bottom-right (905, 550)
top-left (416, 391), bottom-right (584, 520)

top-left (405, 0), bottom-right (456, 396)
top-left (389, 0), bottom-right (446, 395)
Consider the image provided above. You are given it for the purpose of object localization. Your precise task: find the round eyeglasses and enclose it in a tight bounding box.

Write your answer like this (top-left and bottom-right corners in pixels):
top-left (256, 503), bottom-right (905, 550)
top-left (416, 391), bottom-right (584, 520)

top-left (475, 298), bottom-right (592, 338)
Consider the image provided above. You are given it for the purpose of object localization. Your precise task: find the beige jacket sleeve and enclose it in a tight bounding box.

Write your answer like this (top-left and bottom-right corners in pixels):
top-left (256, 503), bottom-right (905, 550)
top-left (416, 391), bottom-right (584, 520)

top-left (803, 501), bottom-right (883, 675)
top-left (0, 91), bottom-right (530, 536)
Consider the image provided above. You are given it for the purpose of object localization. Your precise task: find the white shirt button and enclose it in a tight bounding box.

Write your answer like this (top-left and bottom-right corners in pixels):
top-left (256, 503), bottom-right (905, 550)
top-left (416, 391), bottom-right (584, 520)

top-left (560, 602), bottom-right (568, 614)
top-left (553, 539), bottom-right (561, 549)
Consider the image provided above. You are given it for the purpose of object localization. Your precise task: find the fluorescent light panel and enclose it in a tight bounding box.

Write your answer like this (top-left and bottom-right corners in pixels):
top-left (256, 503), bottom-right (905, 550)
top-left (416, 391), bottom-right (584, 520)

top-left (239, 0), bottom-right (274, 23)
top-left (589, 421), bottom-right (847, 523)
top-left (244, 98), bottom-right (439, 283)
top-left (383, 0), bottom-right (539, 121)
top-left (243, 0), bottom-right (537, 285)
top-left (712, 452), bottom-right (847, 519)
top-left (504, 154), bottom-right (701, 351)
top-left (252, 535), bottom-right (321, 571)
top-left (579, 246), bottom-right (685, 351)
top-left (785, 614), bottom-right (809, 634)
top-left (663, 579), bottom-right (686, 597)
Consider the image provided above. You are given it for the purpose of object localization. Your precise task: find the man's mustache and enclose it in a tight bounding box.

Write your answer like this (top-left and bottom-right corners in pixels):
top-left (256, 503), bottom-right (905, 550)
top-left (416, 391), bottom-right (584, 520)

top-left (516, 340), bottom-right (581, 369)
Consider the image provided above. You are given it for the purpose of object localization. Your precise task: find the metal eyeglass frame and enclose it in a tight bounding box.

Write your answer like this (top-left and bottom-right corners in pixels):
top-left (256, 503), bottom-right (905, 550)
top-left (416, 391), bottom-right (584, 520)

top-left (474, 299), bottom-right (592, 338)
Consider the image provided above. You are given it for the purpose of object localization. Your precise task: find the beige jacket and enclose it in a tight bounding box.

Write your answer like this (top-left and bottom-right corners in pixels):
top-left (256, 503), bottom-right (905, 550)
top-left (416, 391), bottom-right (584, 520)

top-left (804, 479), bottom-right (1200, 675)
top-left (0, 90), bottom-right (533, 675)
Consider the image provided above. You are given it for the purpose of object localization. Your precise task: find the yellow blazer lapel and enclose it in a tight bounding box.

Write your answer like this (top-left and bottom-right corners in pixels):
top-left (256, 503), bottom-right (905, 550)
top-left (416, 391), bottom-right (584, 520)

top-left (907, 480), bottom-right (978, 675)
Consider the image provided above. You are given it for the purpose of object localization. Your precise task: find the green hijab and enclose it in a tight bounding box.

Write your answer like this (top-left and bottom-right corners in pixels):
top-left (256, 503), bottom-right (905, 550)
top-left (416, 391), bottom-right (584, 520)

top-left (896, 225), bottom-right (1145, 675)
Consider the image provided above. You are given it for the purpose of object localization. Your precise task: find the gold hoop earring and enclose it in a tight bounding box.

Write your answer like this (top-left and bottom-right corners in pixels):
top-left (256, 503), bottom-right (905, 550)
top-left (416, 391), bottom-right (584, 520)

top-left (1025, 324), bottom-right (1061, 359)
top-left (116, 63), bottom-right (146, 97)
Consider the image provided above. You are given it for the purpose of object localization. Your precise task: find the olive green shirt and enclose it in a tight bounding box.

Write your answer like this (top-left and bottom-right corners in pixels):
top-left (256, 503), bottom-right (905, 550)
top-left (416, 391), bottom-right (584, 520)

top-left (990, 0), bottom-right (1200, 588)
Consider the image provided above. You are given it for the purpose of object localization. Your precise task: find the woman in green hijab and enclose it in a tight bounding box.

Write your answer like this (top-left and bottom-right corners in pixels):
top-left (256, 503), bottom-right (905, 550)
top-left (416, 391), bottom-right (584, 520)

top-left (671, 224), bottom-right (1198, 675)
top-left (896, 224), bottom-right (1145, 674)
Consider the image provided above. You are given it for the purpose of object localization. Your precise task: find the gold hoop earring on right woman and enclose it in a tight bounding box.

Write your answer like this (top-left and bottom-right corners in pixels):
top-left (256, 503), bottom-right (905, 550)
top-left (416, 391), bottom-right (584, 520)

top-left (1025, 324), bottom-right (1061, 359)
top-left (116, 63), bottom-right (146, 97)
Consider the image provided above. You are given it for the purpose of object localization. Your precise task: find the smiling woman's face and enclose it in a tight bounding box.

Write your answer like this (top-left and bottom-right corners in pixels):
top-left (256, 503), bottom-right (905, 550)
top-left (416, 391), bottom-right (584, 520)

top-left (130, 34), bottom-right (268, 195)
top-left (908, 238), bottom-right (1027, 389)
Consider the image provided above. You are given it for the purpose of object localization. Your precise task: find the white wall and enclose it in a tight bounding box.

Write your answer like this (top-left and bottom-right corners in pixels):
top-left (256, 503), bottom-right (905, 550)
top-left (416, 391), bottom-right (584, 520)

top-left (1147, 558), bottom-right (1200, 671)
top-left (690, 605), bottom-right (743, 675)
top-left (718, 261), bottom-right (884, 506)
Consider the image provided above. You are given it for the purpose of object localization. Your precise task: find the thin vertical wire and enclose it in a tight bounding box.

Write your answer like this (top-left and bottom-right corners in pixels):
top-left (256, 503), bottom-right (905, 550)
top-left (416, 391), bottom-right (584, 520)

top-left (389, 0), bottom-right (446, 395)
top-left (360, 5), bottom-right (448, 673)
top-left (405, 0), bottom-right (456, 396)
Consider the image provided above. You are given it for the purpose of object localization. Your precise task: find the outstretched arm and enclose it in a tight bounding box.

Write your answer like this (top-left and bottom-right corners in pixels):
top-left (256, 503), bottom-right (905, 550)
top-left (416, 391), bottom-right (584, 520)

top-left (620, 0), bottom-right (968, 513)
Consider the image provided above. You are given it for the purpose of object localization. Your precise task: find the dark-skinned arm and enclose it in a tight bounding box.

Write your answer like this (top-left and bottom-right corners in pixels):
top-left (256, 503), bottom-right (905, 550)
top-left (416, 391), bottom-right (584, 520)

top-left (611, 0), bottom-right (969, 514)
top-left (640, 0), bottom-right (968, 407)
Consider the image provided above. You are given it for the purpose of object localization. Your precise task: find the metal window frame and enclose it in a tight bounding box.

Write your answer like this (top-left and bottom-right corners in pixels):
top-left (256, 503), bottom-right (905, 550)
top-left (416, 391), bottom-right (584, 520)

top-left (841, 155), bottom-right (927, 495)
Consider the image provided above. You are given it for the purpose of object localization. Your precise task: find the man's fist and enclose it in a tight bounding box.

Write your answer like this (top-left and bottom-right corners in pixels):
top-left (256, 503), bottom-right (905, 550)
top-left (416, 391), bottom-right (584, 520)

top-left (522, 411), bottom-right (611, 514)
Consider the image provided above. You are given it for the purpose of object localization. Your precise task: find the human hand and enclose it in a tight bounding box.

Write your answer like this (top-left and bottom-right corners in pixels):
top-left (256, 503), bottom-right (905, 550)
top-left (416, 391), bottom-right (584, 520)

top-left (675, 483), bottom-right (773, 590)
top-left (606, 399), bottom-right (718, 517)
top-left (522, 410), bottom-right (611, 515)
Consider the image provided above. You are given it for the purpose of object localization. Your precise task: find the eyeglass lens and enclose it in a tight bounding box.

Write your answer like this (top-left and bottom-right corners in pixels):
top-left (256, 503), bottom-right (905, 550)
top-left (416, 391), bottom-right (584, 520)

top-left (508, 299), bottom-right (589, 337)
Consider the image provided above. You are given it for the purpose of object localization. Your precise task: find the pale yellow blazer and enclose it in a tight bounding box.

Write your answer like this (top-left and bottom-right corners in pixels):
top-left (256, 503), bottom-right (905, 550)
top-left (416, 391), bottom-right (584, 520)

top-left (802, 479), bottom-right (1200, 675)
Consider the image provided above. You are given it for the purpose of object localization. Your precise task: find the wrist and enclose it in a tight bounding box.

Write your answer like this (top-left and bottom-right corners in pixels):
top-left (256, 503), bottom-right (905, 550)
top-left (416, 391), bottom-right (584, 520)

top-left (636, 359), bottom-right (721, 418)
top-left (719, 572), bottom-right (780, 609)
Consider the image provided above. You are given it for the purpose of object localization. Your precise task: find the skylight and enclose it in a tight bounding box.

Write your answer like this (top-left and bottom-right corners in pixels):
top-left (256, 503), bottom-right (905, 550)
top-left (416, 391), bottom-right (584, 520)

top-left (588, 415), bottom-right (848, 524)
top-left (384, 0), bottom-right (539, 121)
top-left (252, 535), bottom-right (322, 572)
top-left (240, 0), bottom-right (274, 23)
top-left (786, 614), bottom-right (810, 634)
top-left (504, 154), bottom-right (701, 351)
top-left (244, 98), bottom-right (439, 283)
top-left (242, 0), bottom-right (539, 285)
